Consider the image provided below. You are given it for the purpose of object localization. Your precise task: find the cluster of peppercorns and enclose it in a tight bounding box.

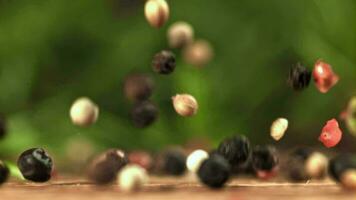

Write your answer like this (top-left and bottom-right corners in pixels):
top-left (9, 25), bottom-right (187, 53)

top-left (1, 0), bottom-right (356, 195)
top-left (82, 136), bottom-right (278, 190)
top-left (288, 60), bottom-right (339, 93)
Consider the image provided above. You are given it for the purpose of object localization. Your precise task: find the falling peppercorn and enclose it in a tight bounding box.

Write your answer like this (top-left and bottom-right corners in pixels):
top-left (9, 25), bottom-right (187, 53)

top-left (144, 0), bottom-right (169, 28)
top-left (17, 148), bottom-right (53, 182)
top-left (87, 149), bottom-right (128, 185)
top-left (70, 97), bottom-right (99, 127)
top-left (0, 160), bottom-right (9, 185)
top-left (183, 39), bottom-right (214, 67)
top-left (287, 63), bottom-right (311, 91)
top-left (345, 97), bottom-right (356, 136)
top-left (270, 118), bottom-right (288, 141)
top-left (131, 101), bottom-right (159, 128)
top-left (152, 50), bottom-right (176, 74)
top-left (251, 145), bottom-right (279, 179)
top-left (167, 21), bottom-right (194, 49)
top-left (123, 73), bottom-right (154, 102)
top-left (313, 60), bottom-right (339, 93)
top-left (197, 154), bottom-right (230, 189)
top-left (318, 119), bottom-right (342, 148)
top-left (172, 94), bottom-right (198, 117)
top-left (217, 135), bottom-right (251, 171)
top-left (0, 115), bottom-right (7, 139)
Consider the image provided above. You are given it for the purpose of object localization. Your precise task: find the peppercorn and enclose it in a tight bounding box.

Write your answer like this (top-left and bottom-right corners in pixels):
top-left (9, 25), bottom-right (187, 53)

top-left (305, 152), bottom-right (328, 179)
top-left (329, 154), bottom-right (356, 190)
top-left (0, 115), bottom-right (6, 139)
top-left (287, 148), bottom-right (328, 181)
top-left (287, 148), bottom-right (313, 181)
top-left (217, 135), bottom-right (251, 169)
top-left (128, 151), bottom-right (153, 171)
top-left (186, 149), bottom-right (209, 173)
top-left (118, 164), bottom-right (148, 192)
top-left (131, 101), bottom-right (159, 128)
top-left (123, 73), bottom-right (154, 102)
top-left (70, 97), bottom-right (99, 127)
top-left (156, 149), bottom-right (186, 176)
top-left (287, 63), bottom-right (311, 91)
top-left (270, 118), bottom-right (288, 141)
top-left (152, 50), bottom-right (176, 74)
top-left (345, 97), bottom-right (356, 136)
top-left (197, 154), bottom-right (230, 189)
top-left (144, 0), bottom-right (169, 28)
top-left (0, 160), bottom-right (9, 185)
top-left (251, 145), bottom-right (279, 179)
top-left (172, 94), bottom-right (198, 117)
top-left (167, 21), bottom-right (194, 48)
top-left (329, 154), bottom-right (356, 181)
top-left (183, 39), bottom-right (213, 67)
top-left (313, 60), bottom-right (339, 93)
top-left (340, 169), bottom-right (356, 190)
top-left (318, 119), bottom-right (342, 148)
top-left (87, 149), bottom-right (128, 185)
top-left (17, 148), bottom-right (53, 182)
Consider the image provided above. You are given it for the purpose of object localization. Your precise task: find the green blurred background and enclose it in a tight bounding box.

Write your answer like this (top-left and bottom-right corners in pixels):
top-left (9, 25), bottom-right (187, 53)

top-left (0, 0), bottom-right (356, 165)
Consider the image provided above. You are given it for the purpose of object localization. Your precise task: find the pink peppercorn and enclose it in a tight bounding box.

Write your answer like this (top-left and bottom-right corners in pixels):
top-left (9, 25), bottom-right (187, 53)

top-left (318, 119), bottom-right (342, 148)
top-left (313, 60), bottom-right (339, 93)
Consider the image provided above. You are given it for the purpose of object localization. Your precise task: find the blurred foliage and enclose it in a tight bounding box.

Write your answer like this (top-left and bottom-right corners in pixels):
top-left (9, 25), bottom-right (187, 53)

top-left (0, 0), bottom-right (356, 162)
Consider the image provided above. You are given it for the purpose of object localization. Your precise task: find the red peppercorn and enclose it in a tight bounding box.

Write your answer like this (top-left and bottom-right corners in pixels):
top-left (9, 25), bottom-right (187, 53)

top-left (318, 119), bottom-right (342, 148)
top-left (128, 151), bottom-right (153, 171)
top-left (313, 60), bottom-right (339, 93)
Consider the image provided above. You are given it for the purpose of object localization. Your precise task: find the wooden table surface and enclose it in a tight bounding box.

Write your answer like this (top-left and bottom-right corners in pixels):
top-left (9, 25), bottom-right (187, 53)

top-left (0, 176), bottom-right (355, 200)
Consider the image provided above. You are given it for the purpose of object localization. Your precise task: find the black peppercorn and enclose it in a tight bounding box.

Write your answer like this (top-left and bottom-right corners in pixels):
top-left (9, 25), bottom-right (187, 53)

top-left (217, 135), bottom-right (251, 169)
top-left (252, 145), bottom-right (279, 171)
top-left (17, 148), bottom-right (53, 182)
top-left (152, 50), bottom-right (176, 74)
top-left (329, 154), bottom-right (356, 190)
top-left (160, 149), bottom-right (186, 176)
top-left (287, 63), bottom-right (311, 90)
top-left (0, 115), bottom-right (7, 139)
top-left (87, 149), bottom-right (128, 185)
top-left (287, 147), bottom-right (312, 181)
top-left (329, 154), bottom-right (356, 181)
top-left (287, 148), bottom-right (328, 181)
top-left (123, 73), bottom-right (154, 102)
top-left (0, 160), bottom-right (9, 185)
top-left (131, 101), bottom-right (159, 128)
top-left (197, 154), bottom-right (230, 189)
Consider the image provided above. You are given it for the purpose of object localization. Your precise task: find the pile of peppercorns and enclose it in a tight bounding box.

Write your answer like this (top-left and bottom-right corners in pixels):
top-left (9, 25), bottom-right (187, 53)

top-left (1, 0), bottom-right (356, 195)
